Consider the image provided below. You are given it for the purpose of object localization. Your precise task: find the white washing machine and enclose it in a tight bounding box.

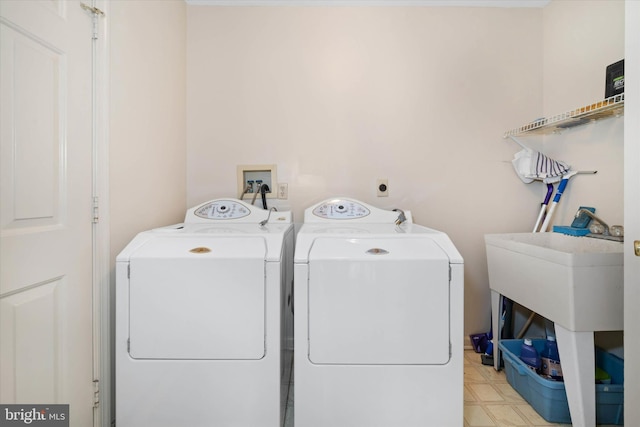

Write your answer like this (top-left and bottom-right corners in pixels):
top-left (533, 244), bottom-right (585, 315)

top-left (294, 198), bottom-right (464, 427)
top-left (116, 199), bottom-right (294, 427)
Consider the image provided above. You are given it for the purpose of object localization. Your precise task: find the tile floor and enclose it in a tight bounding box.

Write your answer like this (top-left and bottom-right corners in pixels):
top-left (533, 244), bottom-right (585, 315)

top-left (282, 349), bottom-right (616, 426)
top-left (463, 349), bottom-right (570, 427)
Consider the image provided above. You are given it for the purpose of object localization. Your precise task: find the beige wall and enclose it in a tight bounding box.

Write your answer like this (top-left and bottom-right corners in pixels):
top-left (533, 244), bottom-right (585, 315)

top-left (187, 5), bottom-right (544, 338)
top-left (106, 0), bottom-right (624, 343)
top-left (109, 0), bottom-right (187, 265)
top-left (108, 2), bottom-right (186, 422)
top-left (541, 0), bottom-right (624, 228)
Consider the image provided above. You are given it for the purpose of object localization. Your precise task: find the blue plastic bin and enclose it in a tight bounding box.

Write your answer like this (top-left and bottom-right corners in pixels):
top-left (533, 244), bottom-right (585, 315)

top-left (499, 339), bottom-right (624, 425)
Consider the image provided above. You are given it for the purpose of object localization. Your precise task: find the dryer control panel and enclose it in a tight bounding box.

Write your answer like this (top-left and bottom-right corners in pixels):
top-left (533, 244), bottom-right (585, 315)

top-left (193, 200), bottom-right (250, 220)
top-left (312, 199), bottom-right (370, 219)
top-left (185, 198), bottom-right (293, 224)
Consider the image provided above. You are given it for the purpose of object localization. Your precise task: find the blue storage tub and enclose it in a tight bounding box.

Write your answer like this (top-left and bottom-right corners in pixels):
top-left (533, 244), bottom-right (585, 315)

top-left (499, 339), bottom-right (624, 425)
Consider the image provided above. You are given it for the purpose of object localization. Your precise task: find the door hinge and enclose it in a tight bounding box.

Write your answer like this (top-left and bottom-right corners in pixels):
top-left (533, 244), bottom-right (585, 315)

top-left (80, 3), bottom-right (104, 40)
top-left (92, 196), bottom-right (99, 223)
top-left (127, 264), bottom-right (131, 279)
top-left (93, 379), bottom-right (100, 408)
top-left (127, 338), bottom-right (131, 353)
top-left (80, 3), bottom-right (105, 16)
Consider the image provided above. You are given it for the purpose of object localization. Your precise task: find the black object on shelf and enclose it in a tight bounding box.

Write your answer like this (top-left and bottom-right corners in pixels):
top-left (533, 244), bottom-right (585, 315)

top-left (605, 59), bottom-right (624, 98)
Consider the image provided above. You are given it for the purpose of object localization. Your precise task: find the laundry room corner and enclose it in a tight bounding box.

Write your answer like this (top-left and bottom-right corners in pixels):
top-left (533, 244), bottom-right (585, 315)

top-left (108, 1), bottom-right (188, 425)
top-left (109, 0), bottom-right (187, 264)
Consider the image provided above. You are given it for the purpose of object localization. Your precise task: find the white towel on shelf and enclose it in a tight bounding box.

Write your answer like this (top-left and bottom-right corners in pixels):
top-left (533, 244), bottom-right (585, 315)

top-left (512, 148), bottom-right (570, 184)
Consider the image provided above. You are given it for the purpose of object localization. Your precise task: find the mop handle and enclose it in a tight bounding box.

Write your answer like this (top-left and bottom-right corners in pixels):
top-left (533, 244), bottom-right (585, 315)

top-left (552, 179), bottom-right (569, 202)
top-left (543, 184), bottom-right (555, 205)
top-left (539, 175), bottom-right (573, 232)
top-left (533, 184), bottom-right (554, 233)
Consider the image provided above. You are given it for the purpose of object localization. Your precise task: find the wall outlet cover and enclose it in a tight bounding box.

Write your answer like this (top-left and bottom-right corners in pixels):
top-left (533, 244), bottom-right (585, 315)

top-left (377, 179), bottom-right (388, 197)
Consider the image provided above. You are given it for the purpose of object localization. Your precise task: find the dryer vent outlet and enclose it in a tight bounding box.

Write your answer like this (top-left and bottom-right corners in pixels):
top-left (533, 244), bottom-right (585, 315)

top-left (377, 179), bottom-right (389, 197)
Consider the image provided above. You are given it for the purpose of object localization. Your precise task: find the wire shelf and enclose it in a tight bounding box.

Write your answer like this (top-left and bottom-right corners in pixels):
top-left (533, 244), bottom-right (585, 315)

top-left (503, 93), bottom-right (625, 138)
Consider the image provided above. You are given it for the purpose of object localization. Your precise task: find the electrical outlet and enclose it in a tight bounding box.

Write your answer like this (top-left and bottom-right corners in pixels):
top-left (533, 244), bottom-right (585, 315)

top-left (377, 179), bottom-right (388, 197)
top-left (278, 183), bottom-right (288, 199)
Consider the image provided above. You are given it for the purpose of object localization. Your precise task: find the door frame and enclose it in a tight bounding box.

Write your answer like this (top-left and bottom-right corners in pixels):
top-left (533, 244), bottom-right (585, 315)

top-left (91, 0), bottom-right (110, 425)
top-left (624, 1), bottom-right (640, 423)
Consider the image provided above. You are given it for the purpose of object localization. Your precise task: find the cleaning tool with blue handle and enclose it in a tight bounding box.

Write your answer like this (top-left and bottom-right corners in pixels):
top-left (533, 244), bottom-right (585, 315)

top-left (539, 170), bottom-right (597, 232)
top-left (533, 183), bottom-right (554, 232)
top-left (539, 172), bottom-right (575, 233)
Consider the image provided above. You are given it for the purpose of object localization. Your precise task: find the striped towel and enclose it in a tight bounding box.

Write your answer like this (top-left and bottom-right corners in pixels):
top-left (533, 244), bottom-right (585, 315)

top-left (512, 148), bottom-right (570, 184)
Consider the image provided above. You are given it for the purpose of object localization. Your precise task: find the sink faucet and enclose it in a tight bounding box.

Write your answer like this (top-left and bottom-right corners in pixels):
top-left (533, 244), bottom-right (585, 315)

top-left (576, 209), bottom-right (610, 235)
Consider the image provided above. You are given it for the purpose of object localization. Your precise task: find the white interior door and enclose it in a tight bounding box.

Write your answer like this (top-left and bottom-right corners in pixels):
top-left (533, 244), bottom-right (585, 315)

top-left (0, 1), bottom-right (95, 425)
top-left (624, 2), bottom-right (640, 422)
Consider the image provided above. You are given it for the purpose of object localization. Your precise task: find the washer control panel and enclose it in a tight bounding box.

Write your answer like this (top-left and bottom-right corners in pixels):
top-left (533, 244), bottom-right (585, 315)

top-left (312, 199), bottom-right (370, 220)
top-left (194, 200), bottom-right (250, 220)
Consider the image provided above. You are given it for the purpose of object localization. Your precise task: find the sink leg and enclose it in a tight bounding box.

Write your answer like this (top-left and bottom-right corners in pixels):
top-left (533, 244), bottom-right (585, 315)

top-left (491, 290), bottom-right (503, 371)
top-left (554, 324), bottom-right (595, 427)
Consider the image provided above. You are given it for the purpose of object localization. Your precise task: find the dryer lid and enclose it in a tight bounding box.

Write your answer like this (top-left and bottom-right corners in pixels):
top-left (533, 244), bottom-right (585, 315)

top-left (128, 235), bottom-right (267, 260)
top-left (308, 236), bottom-right (450, 262)
top-left (307, 237), bottom-right (451, 365)
top-left (127, 235), bottom-right (267, 360)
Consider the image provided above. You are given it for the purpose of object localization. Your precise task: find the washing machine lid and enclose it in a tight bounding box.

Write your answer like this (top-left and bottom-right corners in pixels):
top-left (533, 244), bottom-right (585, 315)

top-left (127, 235), bottom-right (266, 360)
top-left (307, 237), bottom-right (451, 365)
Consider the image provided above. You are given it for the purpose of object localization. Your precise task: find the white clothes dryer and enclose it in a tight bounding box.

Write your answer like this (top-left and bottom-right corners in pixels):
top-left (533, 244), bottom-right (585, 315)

top-left (116, 199), bottom-right (294, 427)
top-left (294, 198), bottom-right (464, 427)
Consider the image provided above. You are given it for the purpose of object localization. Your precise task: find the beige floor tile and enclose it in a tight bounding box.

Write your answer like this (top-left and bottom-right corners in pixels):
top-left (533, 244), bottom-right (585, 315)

top-left (514, 404), bottom-right (556, 426)
top-left (485, 404), bottom-right (529, 426)
top-left (465, 353), bottom-right (474, 366)
top-left (465, 365), bottom-right (489, 383)
top-left (492, 382), bottom-right (526, 403)
top-left (465, 350), bottom-right (482, 361)
top-left (467, 383), bottom-right (505, 402)
top-left (464, 405), bottom-right (497, 427)
top-left (464, 385), bottom-right (479, 402)
top-left (480, 365), bottom-right (508, 383)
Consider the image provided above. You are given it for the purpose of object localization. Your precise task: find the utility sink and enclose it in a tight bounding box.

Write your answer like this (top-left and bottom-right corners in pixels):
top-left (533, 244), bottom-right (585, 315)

top-left (485, 232), bottom-right (623, 332)
top-left (485, 232), bottom-right (624, 427)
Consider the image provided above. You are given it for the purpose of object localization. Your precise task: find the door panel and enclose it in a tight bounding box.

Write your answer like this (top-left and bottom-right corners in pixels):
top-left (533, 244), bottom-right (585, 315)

top-left (0, 1), bottom-right (94, 425)
top-left (0, 280), bottom-right (63, 402)
top-left (0, 22), bottom-right (66, 295)
top-left (6, 26), bottom-right (61, 224)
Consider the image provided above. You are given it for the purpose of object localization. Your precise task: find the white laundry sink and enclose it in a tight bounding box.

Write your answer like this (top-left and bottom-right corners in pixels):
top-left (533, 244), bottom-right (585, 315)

top-left (485, 232), bottom-right (623, 332)
top-left (485, 232), bottom-right (624, 427)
